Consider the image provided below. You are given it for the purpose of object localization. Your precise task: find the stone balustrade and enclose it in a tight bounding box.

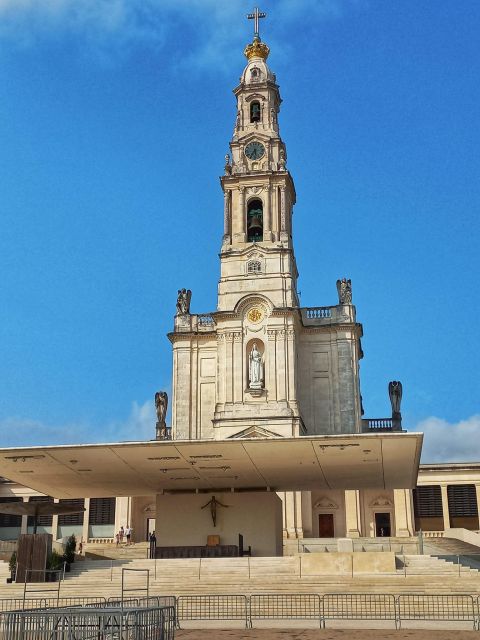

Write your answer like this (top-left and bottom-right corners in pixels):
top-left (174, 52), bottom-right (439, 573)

top-left (362, 418), bottom-right (396, 432)
top-left (174, 314), bottom-right (216, 333)
top-left (300, 304), bottom-right (355, 326)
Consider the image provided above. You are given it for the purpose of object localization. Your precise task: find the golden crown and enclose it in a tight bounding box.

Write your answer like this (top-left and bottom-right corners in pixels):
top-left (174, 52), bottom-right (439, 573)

top-left (244, 38), bottom-right (270, 61)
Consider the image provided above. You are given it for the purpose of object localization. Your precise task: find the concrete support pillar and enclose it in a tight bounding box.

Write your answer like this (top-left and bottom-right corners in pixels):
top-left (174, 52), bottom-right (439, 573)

top-left (394, 488), bottom-right (414, 537)
top-left (440, 485), bottom-right (450, 530)
top-left (82, 498), bottom-right (90, 544)
top-left (21, 497), bottom-right (28, 534)
top-left (51, 498), bottom-right (59, 541)
top-left (344, 490), bottom-right (361, 538)
top-left (115, 497), bottom-right (130, 541)
top-left (294, 491), bottom-right (303, 538)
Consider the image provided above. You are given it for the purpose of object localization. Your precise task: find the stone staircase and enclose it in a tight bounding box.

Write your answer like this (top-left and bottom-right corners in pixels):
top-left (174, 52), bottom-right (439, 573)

top-left (83, 541), bottom-right (150, 560)
top-left (0, 555), bottom-right (479, 601)
top-left (400, 554), bottom-right (480, 576)
top-left (425, 536), bottom-right (480, 555)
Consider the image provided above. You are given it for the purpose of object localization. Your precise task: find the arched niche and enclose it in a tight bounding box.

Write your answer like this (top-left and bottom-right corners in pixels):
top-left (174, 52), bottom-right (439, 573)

top-left (247, 198), bottom-right (263, 242)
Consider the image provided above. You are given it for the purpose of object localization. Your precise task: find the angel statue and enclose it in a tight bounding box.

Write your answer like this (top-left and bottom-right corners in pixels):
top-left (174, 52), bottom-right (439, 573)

top-left (388, 380), bottom-right (403, 431)
top-left (176, 288), bottom-right (192, 315)
top-left (336, 278), bottom-right (352, 304)
top-left (155, 391), bottom-right (168, 440)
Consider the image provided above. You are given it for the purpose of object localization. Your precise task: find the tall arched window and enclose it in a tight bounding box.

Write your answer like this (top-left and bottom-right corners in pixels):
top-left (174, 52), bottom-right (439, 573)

top-left (247, 199), bottom-right (263, 242)
top-left (250, 101), bottom-right (261, 123)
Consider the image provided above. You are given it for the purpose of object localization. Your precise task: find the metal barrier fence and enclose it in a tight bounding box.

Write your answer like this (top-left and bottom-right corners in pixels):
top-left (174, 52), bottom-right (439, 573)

top-left (250, 593), bottom-right (321, 628)
top-left (397, 594), bottom-right (477, 630)
top-left (177, 594), bottom-right (249, 628)
top-left (0, 605), bottom-right (175, 640)
top-left (322, 593), bottom-right (398, 628)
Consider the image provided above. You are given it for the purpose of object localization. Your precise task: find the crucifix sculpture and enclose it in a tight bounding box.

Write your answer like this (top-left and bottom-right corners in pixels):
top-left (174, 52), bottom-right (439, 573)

top-left (201, 495), bottom-right (229, 527)
top-left (247, 7), bottom-right (267, 40)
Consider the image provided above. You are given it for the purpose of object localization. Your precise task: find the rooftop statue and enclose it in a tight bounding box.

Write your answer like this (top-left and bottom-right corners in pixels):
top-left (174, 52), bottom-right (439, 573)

top-left (336, 278), bottom-right (352, 304)
top-left (155, 390), bottom-right (168, 440)
top-left (176, 288), bottom-right (191, 315)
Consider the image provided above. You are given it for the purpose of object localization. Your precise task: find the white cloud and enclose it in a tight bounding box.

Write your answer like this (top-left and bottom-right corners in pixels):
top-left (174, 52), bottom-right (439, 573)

top-left (0, 399), bottom-right (157, 448)
top-left (411, 415), bottom-right (480, 464)
top-left (0, 0), bottom-right (360, 66)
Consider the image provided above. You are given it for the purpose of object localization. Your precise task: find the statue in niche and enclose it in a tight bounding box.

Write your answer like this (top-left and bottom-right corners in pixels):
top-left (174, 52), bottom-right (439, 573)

top-left (336, 278), bottom-right (352, 304)
top-left (155, 391), bottom-right (168, 440)
top-left (224, 154), bottom-right (232, 175)
top-left (176, 288), bottom-right (191, 315)
top-left (388, 380), bottom-right (403, 431)
top-left (248, 342), bottom-right (264, 389)
top-left (201, 495), bottom-right (229, 527)
top-left (278, 148), bottom-right (286, 170)
top-left (270, 107), bottom-right (277, 125)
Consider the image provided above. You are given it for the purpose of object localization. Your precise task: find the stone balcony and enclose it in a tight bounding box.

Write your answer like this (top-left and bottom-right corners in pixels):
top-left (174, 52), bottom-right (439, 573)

top-left (300, 304), bottom-right (356, 326)
top-left (174, 313), bottom-right (216, 333)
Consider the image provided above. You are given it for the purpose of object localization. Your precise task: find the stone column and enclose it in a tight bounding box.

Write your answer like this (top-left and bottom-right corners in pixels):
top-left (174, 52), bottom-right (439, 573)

top-left (344, 490), bottom-right (361, 537)
top-left (394, 489), bottom-right (414, 537)
top-left (294, 491), bottom-right (304, 538)
top-left (286, 328), bottom-right (298, 410)
top-left (51, 498), bottom-right (59, 540)
top-left (222, 189), bottom-right (231, 244)
top-left (238, 186), bottom-right (246, 242)
top-left (225, 333), bottom-right (234, 404)
top-left (267, 330), bottom-right (277, 401)
top-left (263, 185), bottom-right (272, 241)
top-left (276, 330), bottom-right (287, 402)
top-left (284, 491), bottom-right (297, 538)
top-left (216, 333), bottom-right (226, 408)
top-left (82, 498), bottom-right (90, 544)
top-left (233, 332), bottom-right (243, 404)
top-left (440, 485), bottom-right (450, 530)
top-left (279, 186), bottom-right (288, 241)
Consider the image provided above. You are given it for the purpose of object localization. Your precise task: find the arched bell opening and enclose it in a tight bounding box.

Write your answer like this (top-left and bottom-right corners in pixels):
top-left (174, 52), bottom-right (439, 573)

top-left (247, 199), bottom-right (263, 242)
top-left (250, 101), bottom-right (261, 123)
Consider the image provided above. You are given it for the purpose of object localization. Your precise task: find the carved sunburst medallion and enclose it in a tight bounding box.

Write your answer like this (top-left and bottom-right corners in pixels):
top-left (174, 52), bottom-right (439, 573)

top-left (247, 308), bottom-right (263, 324)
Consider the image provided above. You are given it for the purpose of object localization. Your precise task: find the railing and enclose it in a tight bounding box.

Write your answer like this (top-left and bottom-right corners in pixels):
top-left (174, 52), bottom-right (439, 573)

top-left (299, 536), bottom-right (421, 554)
top-left (304, 307), bottom-right (332, 319)
top-left (362, 418), bottom-right (394, 431)
top-left (0, 605), bottom-right (175, 640)
top-left (197, 314), bottom-right (215, 327)
top-left (177, 594), bottom-right (249, 628)
top-left (1, 593), bottom-right (480, 630)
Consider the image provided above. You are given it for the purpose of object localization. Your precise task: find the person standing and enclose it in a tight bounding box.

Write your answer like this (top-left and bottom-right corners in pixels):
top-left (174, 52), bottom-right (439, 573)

top-left (119, 526), bottom-right (124, 544)
top-left (125, 525), bottom-right (132, 546)
top-left (149, 531), bottom-right (157, 559)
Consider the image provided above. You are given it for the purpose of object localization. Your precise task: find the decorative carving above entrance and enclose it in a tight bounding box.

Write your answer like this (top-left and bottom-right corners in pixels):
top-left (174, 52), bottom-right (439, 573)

top-left (313, 496), bottom-right (339, 510)
top-left (247, 307), bottom-right (263, 323)
top-left (369, 495), bottom-right (394, 508)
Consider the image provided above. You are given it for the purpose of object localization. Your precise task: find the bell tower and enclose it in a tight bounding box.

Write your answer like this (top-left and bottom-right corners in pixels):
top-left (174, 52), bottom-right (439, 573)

top-left (218, 15), bottom-right (298, 312)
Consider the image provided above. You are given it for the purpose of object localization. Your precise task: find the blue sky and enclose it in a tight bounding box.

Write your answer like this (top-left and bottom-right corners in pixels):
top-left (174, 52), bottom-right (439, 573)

top-left (0, 1), bottom-right (479, 462)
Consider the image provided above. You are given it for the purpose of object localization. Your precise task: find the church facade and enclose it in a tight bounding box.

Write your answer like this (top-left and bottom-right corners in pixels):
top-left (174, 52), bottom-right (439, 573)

top-left (0, 17), bottom-right (478, 554)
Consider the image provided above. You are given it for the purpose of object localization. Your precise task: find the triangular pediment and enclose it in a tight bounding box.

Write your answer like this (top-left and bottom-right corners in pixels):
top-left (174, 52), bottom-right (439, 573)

top-left (228, 426), bottom-right (283, 439)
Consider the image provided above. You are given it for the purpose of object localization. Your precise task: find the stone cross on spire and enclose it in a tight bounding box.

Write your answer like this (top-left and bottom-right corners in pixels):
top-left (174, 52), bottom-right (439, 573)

top-left (247, 7), bottom-right (266, 40)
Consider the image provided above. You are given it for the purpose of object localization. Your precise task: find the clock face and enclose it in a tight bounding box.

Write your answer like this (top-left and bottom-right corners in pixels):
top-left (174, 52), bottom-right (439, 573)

top-left (245, 141), bottom-right (265, 161)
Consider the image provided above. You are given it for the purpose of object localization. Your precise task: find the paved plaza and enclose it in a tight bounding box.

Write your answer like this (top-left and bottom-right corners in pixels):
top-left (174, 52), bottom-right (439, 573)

top-left (177, 629), bottom-right (478, 639)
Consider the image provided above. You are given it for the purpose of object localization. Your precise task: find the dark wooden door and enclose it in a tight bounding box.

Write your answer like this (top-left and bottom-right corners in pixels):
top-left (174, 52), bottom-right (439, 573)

top-left (374, 512), bottom-right (391, 537)
top-left (318, 513), bottom-right (334, 538)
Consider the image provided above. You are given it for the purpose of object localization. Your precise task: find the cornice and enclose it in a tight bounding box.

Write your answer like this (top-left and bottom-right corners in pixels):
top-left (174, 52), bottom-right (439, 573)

top-left (167, 331), bottom-right (217, 343)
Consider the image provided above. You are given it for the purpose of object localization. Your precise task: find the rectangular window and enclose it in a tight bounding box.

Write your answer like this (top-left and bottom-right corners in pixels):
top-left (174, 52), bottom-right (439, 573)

top-left (0, 497), bottom-right (22, 527)
top-left (27, 496), bottom-right (53, 527)
top-left (89, 498), bottom-right (116, 525)
top-left (413, 486), bottom-right (443, 518)
top-left (58, 499), bottom-right (85, 526)
top-left (448, 484), bottom-right (478, 517)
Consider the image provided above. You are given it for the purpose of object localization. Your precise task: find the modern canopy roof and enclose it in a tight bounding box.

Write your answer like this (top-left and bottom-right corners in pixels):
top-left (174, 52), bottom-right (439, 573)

top-left (0, 433), bottom-right (423, 499)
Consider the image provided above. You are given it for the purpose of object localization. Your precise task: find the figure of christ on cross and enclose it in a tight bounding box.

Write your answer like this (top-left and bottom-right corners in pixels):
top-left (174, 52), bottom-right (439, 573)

top-left (247, 7), bottom-right (266, 40)
top-left (201, 495), bottom-right (229, 527)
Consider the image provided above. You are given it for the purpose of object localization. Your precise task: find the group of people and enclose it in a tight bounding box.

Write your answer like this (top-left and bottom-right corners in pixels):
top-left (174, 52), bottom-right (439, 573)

top-left (115, 525), bottom-right (133, 546)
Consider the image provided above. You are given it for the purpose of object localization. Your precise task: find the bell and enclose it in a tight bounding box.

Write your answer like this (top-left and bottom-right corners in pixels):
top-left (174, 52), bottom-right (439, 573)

top-left (248, 214), bottom-right (262, 232)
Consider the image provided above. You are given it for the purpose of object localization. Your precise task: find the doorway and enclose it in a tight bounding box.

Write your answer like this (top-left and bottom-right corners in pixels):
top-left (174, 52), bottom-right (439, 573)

top-left (375, 512), bottom-right (391, 537)
top-left (146, 518), bottom-right (155, 541)
top-left (318, 513), bottom-right (334, 538)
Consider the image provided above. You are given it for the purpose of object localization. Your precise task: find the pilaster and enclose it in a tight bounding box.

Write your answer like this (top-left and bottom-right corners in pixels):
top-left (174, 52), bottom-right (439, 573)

top-left (344, 490), bottom-right (361, 537)
top-left (394, 488), bottom-right (414, 537)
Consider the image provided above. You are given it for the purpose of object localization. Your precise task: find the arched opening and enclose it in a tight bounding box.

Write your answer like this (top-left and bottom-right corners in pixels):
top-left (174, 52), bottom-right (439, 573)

top-left (250, 101), bottom-right (261, 123)
top-left (247, 199), bottom-right (263, 242)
